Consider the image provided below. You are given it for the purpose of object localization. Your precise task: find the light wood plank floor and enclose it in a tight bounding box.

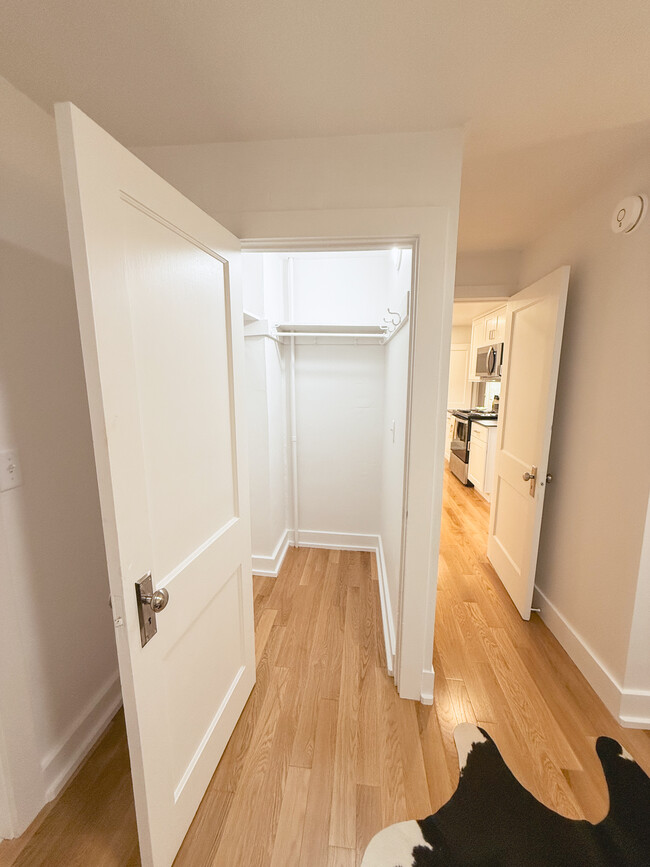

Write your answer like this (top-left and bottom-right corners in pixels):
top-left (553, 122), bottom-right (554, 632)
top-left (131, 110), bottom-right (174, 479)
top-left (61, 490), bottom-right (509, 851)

top-left (2, 465), bottom-right (648, 865)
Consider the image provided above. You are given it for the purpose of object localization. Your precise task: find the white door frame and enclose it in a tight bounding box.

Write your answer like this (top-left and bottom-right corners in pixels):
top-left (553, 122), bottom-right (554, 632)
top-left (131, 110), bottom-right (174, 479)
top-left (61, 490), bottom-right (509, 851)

top-left (243, 235), bottom-right (417, 682)
top-left (239, 205), bottom-right (458, 701)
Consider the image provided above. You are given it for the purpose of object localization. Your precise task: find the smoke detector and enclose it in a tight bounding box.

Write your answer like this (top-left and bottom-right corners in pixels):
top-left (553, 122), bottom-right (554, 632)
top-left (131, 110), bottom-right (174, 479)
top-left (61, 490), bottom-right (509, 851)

top-left (611, 194), bottom-right (647, 234)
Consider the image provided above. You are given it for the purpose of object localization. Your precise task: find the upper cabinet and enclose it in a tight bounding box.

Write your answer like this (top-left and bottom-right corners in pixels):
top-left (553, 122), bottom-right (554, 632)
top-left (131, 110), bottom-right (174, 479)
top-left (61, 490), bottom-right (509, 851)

top-left (484, 307), bottom-right (506, 343)
top-left (469, 304), bottom-right (507, 381)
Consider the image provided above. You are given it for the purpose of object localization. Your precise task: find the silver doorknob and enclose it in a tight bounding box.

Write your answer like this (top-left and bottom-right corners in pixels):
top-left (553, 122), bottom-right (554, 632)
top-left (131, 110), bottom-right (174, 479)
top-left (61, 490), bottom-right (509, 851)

top-left (523, 471), bottom-right (536, 481)
top-left (140, 587), bottom-right (169, 612)
top-left (546, 473), bottom-right (553, 483)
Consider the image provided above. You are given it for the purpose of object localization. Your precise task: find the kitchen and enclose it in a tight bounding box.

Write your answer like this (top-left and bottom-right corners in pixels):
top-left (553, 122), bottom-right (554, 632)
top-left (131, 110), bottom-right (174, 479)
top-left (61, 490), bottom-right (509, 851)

top-left (445, 300), bottom-right (507, 503)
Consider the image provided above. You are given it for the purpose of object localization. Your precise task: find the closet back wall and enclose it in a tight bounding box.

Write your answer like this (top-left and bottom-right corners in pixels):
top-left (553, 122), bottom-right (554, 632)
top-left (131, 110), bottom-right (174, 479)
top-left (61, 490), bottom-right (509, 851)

top-left (292, 253), bottom-right (391, 546)
top-left (244, 250), bottom-right (408, 568)
top-left (292, 254), bottom-right (392, 325)
top-left (295, 343), bottom-right (385, 543)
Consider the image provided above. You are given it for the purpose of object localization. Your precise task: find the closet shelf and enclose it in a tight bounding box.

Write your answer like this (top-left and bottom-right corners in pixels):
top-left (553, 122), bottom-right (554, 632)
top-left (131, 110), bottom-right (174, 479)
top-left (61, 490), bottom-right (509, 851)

top-left (243, 310), bottom-right (261, 325)
top-left (276, 323), bottom-right (386, 337)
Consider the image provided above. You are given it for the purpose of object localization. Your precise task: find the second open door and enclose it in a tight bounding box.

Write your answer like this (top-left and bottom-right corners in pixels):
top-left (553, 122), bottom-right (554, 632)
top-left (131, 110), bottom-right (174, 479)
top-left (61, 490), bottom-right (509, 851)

top-left (487, 266), bottom-right (570, 619)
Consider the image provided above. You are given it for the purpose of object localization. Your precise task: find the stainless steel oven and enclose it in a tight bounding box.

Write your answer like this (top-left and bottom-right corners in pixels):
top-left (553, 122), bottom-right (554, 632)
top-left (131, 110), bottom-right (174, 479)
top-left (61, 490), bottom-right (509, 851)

top-left (476, 342), bottom-right (504, 379)
top-left (449, 412), bottom-right (471, 485)
top-left (449, 408), bottom-right (499, 485)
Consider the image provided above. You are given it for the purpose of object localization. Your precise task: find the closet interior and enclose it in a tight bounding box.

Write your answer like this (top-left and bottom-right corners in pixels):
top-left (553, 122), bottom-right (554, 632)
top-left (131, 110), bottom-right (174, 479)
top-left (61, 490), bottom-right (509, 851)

top-left (241, 247), bottom-right (413, 669)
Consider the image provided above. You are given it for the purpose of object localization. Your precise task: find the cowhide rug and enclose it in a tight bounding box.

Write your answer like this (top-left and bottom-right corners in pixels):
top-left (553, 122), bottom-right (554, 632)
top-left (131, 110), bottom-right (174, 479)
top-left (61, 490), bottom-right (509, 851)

top-left (362, 723), bottom-right (650, 866)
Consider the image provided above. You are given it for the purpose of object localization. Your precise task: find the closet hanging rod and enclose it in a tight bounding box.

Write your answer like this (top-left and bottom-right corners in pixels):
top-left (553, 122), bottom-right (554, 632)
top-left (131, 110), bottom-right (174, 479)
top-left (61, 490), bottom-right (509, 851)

top-left (278, 331), bottom-right (386, 339)
top-left (276, 323), bottom-right (385, 336)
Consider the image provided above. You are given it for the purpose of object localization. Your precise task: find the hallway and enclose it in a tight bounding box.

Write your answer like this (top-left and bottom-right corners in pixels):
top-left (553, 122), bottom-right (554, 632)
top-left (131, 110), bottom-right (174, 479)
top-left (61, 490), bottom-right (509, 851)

top-left (2, 471), bottom-right (649, 866)
top-left (435, 466), bottom-right (650, 822)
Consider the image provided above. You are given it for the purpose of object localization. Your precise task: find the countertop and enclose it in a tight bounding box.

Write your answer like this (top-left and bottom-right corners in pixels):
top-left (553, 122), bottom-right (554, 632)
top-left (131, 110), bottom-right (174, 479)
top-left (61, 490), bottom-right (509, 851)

top-left (471, 419), bottom-right (498, 428)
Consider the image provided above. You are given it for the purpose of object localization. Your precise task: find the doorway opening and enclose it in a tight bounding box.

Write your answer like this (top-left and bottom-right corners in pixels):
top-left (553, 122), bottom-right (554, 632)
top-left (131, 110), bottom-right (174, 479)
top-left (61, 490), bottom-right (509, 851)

top-left (438, 265), bottom-right (571, 645)
top-left (444, 298), bottom-right (507, 555)
top-left (240, 242), bottom-right (415, 679)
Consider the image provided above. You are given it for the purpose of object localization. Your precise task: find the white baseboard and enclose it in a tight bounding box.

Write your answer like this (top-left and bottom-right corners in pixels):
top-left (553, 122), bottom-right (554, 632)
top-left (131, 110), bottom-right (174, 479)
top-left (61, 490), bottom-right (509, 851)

top-left (533, 586), bottom-right (650, 729)
top-left (40, 673), bottom-right (122, 802)
top-left (295, 529), bottom-right (380, 551)
top-left (619, 691), bottom-right (650, 728)
top-left (420, 667), bottom-right (435, 705)
top-left (375, 536), bottom-right (396, 677)
top-left (251, 529), bottom-right (291, 577)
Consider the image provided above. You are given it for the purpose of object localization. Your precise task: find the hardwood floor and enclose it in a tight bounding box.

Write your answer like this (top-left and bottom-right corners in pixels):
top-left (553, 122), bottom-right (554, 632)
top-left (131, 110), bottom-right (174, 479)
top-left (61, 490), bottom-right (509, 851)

top-left (436, 466), bottom-right (650, 823)
top-left (0, 711), bottom-right (139, 867)
top-left (2, 466), bottom-right (648, 865)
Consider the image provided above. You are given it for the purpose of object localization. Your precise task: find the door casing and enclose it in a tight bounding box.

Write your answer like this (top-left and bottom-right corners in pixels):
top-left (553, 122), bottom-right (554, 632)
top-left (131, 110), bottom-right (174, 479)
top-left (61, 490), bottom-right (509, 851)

top-left (240, 205), bottom-right (458, 702)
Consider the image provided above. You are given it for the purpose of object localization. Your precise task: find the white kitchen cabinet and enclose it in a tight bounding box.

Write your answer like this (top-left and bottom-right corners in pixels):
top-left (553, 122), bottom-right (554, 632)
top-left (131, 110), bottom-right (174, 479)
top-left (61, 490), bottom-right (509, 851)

top-left (469, 305), bottom-right (507, 380)
top-left (468, 421), bottom-right (498, 499)
top-left (445, 412), bottom-right (455, 461)
top-left (468, 435), bottom-right (487, 488)
top-left (484, 306), bottom-right (506, 343)
top-left (497, 307), bottom-right (506, 341)
top-left (483, 311), bottom-right (497, 343)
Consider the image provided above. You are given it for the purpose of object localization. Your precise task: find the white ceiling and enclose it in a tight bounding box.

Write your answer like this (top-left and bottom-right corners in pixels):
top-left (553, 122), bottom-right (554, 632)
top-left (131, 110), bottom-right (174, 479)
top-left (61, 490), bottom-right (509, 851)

top-left (2, 0), bottom-right (649, 251)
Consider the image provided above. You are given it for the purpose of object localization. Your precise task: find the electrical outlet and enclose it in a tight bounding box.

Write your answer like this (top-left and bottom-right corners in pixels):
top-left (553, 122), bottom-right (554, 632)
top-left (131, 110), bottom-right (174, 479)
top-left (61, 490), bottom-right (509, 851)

top-left (0, 450), bottom-right (23, 491)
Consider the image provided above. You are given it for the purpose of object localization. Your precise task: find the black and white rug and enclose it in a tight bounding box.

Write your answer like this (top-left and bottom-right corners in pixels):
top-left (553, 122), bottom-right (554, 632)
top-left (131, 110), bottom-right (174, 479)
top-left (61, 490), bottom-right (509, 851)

top-left (362, 723), bottom-right (650, 866)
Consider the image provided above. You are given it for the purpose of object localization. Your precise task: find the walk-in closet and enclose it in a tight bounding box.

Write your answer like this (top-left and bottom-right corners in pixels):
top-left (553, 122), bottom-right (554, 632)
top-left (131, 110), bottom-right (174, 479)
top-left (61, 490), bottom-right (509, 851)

top-left (242, 247), bottom-right (413, 667)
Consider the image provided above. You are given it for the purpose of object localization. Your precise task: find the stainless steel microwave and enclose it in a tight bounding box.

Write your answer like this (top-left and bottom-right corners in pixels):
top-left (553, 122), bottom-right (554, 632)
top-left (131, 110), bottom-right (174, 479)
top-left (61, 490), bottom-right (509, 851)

top-left (476, 342), bottom-right (503, 379)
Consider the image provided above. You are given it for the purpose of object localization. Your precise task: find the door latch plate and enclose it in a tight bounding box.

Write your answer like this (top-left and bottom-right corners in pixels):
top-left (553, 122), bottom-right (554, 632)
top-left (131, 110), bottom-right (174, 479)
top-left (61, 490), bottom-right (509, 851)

top-left (136, 573), bottom-right (158, 647)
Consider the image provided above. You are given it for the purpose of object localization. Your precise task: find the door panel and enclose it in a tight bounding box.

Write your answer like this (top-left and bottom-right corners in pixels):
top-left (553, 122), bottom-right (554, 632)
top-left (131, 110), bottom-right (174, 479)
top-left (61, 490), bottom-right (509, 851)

top-left (164, 566), bottom-right (243, 793)
top-left (499, 299), bottom-right (555, 459)
top-left (487, 267), bottom-right (569, 619)
top-left (123, 202), bottom-right (238, 574)
top-left (56, 103), bottom-right (255, 867)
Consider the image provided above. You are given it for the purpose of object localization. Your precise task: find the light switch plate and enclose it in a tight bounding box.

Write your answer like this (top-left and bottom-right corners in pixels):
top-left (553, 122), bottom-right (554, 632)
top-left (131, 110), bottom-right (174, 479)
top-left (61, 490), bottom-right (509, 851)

top-left (0, 450), bottom-right (22, 491)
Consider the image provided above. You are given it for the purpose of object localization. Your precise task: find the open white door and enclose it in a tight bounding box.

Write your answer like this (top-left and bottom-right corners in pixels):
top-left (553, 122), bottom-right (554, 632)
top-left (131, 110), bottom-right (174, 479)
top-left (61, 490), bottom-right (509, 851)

top-left (487, 267), bottom-right (569, 619)
top-left (55, 104), bottom-right (255, 867)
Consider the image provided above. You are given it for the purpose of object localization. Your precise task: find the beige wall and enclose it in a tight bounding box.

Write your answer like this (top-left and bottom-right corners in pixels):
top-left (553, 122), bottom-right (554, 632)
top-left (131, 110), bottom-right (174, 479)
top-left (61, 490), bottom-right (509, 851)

top-left (0, 77), bottom-right (119, 832)
top-left (623, 493), bottom-right (650, 715)
top-left (451, 325), bottom-right (472, 343)
top-left (521, 153), bottom-right (650, 723)
top-left (455, 249), bottom-right (521, 298)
